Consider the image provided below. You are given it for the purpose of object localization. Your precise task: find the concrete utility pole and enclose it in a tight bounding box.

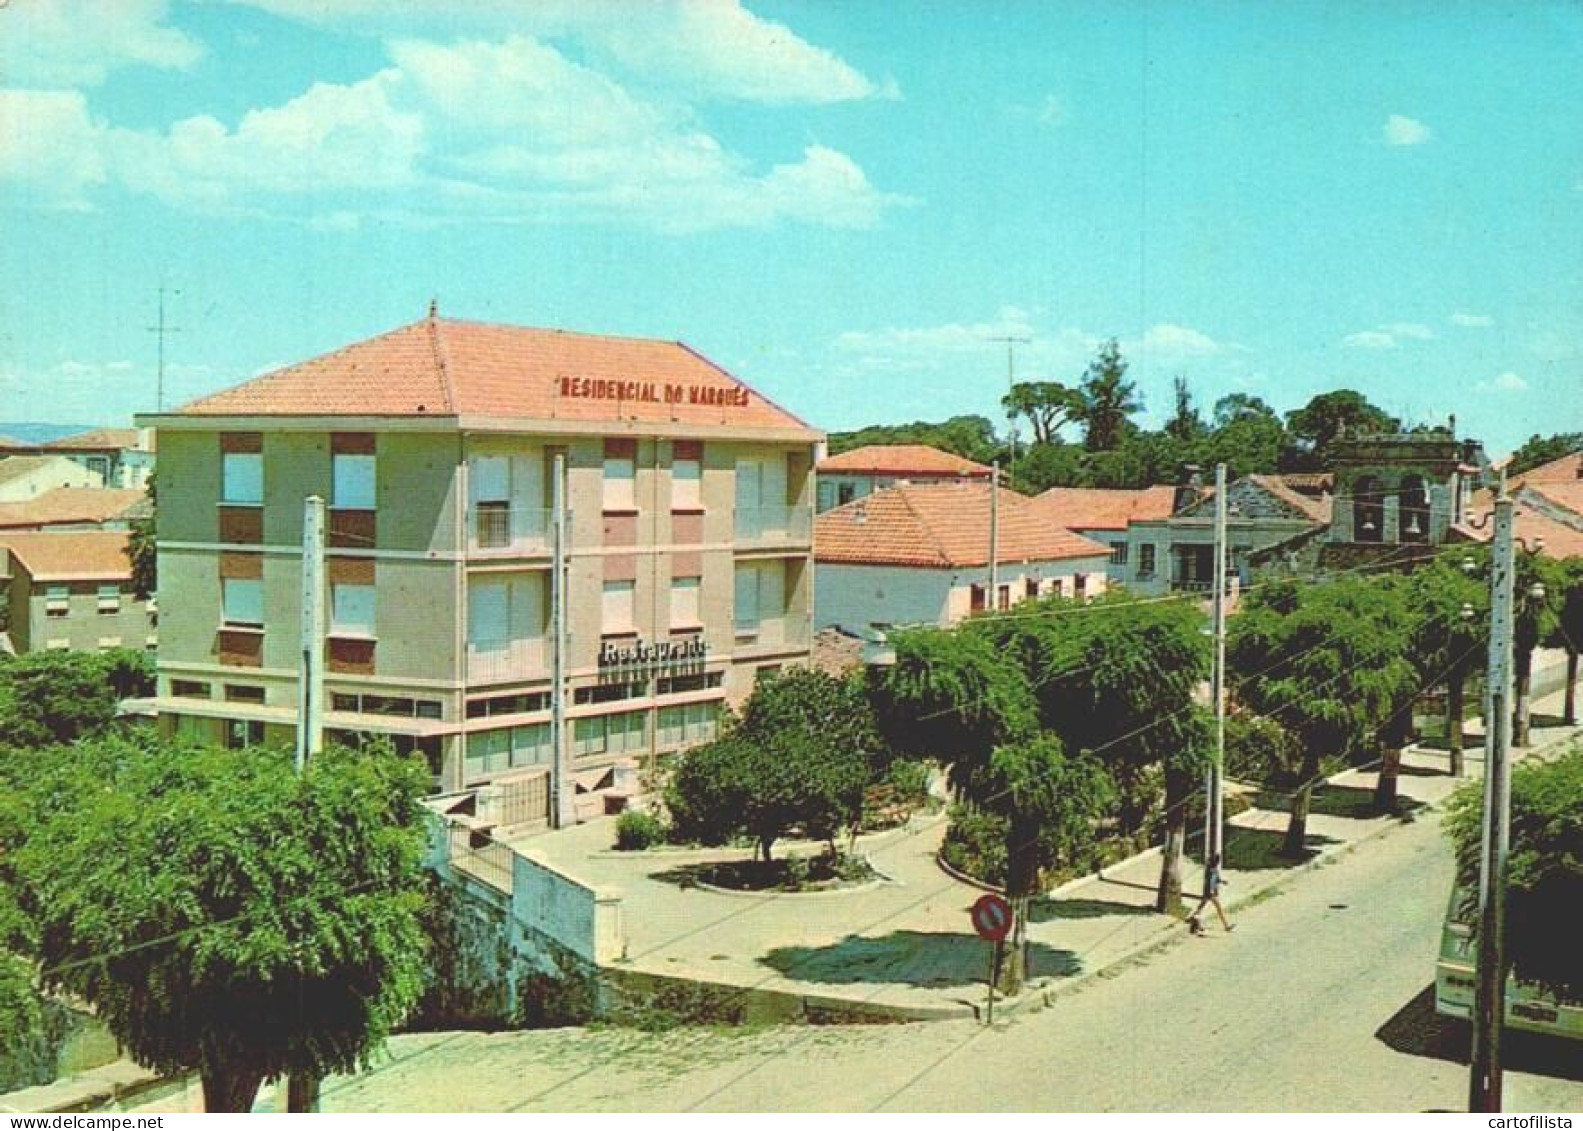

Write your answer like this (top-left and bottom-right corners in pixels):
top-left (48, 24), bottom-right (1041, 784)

top-left (288, 495), bottom-right (325, 1114)
top-left (988, 461), bottom-right (1001, 610)
top-left (295, 495), bottom-right (326, 773)
top-left (1207, 463), bottom-right (1228, 870)
top-left (1470, 475), bottom-right (1515, 1114)
top-left (550, 452), bottom-right (574, 828)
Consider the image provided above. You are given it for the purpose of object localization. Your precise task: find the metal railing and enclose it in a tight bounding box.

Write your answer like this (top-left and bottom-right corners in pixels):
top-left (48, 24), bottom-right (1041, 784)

top-left (733, 505), bottom-right (811, 546)
top-left (448, 825), bottom-right (514, 894)
top-left (467, 504), bottom-right (555, 555)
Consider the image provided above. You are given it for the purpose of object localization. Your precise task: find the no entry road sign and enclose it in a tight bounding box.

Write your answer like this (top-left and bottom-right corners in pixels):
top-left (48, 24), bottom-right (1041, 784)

top-left (970, 892), bottom-right (1013, 942)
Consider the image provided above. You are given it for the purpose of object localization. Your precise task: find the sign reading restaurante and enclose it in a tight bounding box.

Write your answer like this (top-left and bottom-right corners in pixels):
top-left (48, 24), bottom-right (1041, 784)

top-left (597, 635), bottom-right (709, 670)
top-left (559, 375), bottom-right (751, 409)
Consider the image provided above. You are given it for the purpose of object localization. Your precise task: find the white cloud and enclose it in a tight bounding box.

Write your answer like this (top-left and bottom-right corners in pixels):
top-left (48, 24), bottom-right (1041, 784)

top-left (1450, 312), bottom-right (1494, 328)
top-left (1137, 323), bottom-right (1223, 358)
top-left (1383, 114), bottom-right (1432, 146)
top-left (1, 0), bottom-right (202, 87)
top-left (0, 90), bottom-right (108, 208)
top-left (1343, 330), bottom-right (1399, 350)
top-left (1477, 371), bottom-right (1529, 393)
top-left (4, 28), bottom-right (902, 232)
top-left (1383, 322), bottom-right (1434, 341)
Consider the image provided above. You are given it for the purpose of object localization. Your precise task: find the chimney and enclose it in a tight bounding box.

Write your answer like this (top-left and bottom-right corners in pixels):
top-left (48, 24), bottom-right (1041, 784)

top-left (1174, 463), bottom-right (1204, 514)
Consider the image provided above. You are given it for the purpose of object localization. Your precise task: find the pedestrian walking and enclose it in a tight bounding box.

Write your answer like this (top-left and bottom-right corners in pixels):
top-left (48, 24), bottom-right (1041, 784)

top-left (1187, 852), bottom-right (1234, 936)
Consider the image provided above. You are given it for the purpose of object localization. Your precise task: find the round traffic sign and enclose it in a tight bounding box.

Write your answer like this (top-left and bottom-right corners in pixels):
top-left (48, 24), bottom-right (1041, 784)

top-left (970, 892), bottom-right (1013, 942)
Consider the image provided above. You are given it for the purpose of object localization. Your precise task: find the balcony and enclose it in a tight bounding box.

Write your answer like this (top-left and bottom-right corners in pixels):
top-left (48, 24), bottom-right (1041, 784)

top-left (733, 505), bottom-right (811, 548)
top-left (467, 639), bottom-right (548, 684)
top-left (467, 504), bottom-right (555, 557)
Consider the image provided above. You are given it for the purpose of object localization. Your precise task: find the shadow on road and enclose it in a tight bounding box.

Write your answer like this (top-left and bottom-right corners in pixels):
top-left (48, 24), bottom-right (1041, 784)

top-left (760, 930), bottom-right (1081, 988)
top-left (1250, 784), bottom-right (1424, 821)
top-left (1376, 985), bottom-right (1583, 1084)
top-left (1029, 897), bottom-right (1154, 922)
top-left (1189, 827), bottom-right (1340, 870)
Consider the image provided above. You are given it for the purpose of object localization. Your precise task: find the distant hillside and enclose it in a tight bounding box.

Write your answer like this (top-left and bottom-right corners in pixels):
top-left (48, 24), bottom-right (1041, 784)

top-left (0, 422), bottom-right (104, 446)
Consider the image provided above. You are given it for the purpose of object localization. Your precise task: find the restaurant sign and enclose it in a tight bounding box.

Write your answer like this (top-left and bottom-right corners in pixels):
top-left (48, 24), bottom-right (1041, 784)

top-left (597, 635), bottom-right (708, 671)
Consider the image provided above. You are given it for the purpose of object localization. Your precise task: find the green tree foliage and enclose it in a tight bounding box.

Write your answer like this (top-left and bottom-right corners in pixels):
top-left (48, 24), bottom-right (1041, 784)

top-left (1512, 549), bottom-right (1565, 746)
top-left (126, 472), bottom-right (157, 601)
top-left (1406, 552), bottom-right (1489, 776)
top-left (1003, 380), bottom-right (1084, 445)
top-left (1555, 559), bottom-right (1583, 725)
top-left (1281, 389), bottom-right (1400, 471)
top-left (1228, 576), bottom-right (1416, 854)
top-left (0, 651), bottom-right (127, 746)
top-left (1164, 376), bottom-right (1204, 443)
top-left (736, 667), bottom-right (889, 778)
top-left (1507, 432), bottom-right (1583, 477)
top-left (1445, 746), bottom-right (1583, 1002)
top-left (1078, 340), bottom-right (1143, 452)
top-left (17, 735), bottom-right (430, 1112)
top-left (828, 415), bottom-right (1002, 466)
top-left (665, 730), bottom-right (866, 860)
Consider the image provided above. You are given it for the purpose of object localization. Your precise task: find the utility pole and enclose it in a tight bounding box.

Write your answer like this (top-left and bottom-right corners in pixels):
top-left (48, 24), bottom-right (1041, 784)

top-left (550, 452), bottom-right (574, 828)
top-left (288, 495), bottom-right (325, 1114)
top-left (146, 287), bottom-right (182, 412)
top-left (1470, 474), bottom-right (1516, 1113)
top-left (988, 461), bottom-right (1001, 611)
top-left (987, 335), bottom-right (1031, 478)
top-left (296, 496), bottom-right (326, 774)
top-left (1207, 462), bottom-right (1228, 869)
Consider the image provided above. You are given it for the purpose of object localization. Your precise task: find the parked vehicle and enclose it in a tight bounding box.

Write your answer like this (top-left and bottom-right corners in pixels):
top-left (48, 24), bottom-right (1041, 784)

top-left (1435, 887), bottom-right (1583, 1039)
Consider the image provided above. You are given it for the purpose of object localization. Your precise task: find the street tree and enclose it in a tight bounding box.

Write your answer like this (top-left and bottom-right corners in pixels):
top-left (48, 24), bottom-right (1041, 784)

top-left (126, 472), bottom-right (157, 600)
top-left (1164, 376), bottom-right (1204, 443)
top-left (1406, 552), bottom-right (1489, 776)
top-left (1077, 340), bottom-right (1143, 452)
top-left (1228, 576), bottom-right (1416, 854)
top-left (18, 735), bottom-right (430, 1112)
top-left (1512, 550), bottom-right (1564, 746)
top-left (1506, 432), bottom-right (1583, 477)
top-left (1555, 558), bottom-right (1583, 725)
top-left (976, 735), bottom-right (1113, 993)
top-left (1445, 746), bottom-right (1583, 1002)
top-left (737, 666), bottom-right (890, 779)
top-left (1212, 393), bottom-right (1279, 427)
top-left (1002, 381), bottom-right (1085, 446)
top-left (0, 651), bottom-right (125, 747)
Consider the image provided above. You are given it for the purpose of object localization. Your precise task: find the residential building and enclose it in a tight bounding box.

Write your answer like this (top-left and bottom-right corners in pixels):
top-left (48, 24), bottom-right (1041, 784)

top-left (815, 444), bottom-right (991, 511)
top-left (27, 428), bottom-right (157, 489)
top-left (0, 455), bottom-right (102, 502)
top-left (136, 310), bottom-right (820, 813)
top-left (814, 480), bottom-right (1109, 633)
top-left (1032, 485), bottom-right (1178, 584)
top-left (0, 487), bottom-right (148, 533)
top-left (0, 531), bottom-right (155, 655)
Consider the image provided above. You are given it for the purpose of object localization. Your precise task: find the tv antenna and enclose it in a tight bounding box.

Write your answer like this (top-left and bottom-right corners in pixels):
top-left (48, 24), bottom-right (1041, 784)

top-left (986, 334), bottom-right (1031, 472)
top-left (147, 287), bottom-right (182, 411)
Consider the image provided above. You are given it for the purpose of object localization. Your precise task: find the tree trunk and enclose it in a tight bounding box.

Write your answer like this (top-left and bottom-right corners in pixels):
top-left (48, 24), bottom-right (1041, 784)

top-left (1282, 750), bottom-right (1318, 857)
top-left (997, 822), bottom-right (1038, 997)
top-left (1514, 648), bottom-right (1533, 747)
top-left (1447, 671), bottom-right (1466, 777)
top-left (1154, 767), bottom-right (1191, 914)
top-left (287, 1072), bottom-right (321, 1113)
top-left (201, 1062), bottom-right (265, 1113)
top-left (1565, 648), bottom-right (1578, 726)
top-left (1373, 741), bottom-right (1401, 814)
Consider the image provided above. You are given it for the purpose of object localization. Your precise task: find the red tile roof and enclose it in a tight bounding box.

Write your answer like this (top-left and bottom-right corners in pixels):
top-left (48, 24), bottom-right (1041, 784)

top-left (1525, 481), bottom-right (1583, 520)
top-left (817, 444), bottom-right (991, 477)
top-left (816, 481), bottom-right (1109, 568)
top-left (1247, 474), bottom-right (1334, 523)
top-left (0, 531), bottom-right (132, 582)
top-left (1031, 485), bottom-right (1178, 531)
top-left (1456, 496), bottom-right (1583, 560)
top-left (0, 488), bottom-right (148, 530)
top-left (1514, 450), bottom-right (1583, 485)
top-left (47, 428), bottom-right (147, 451)
top-left (171, 314), bottom-right (816, 435)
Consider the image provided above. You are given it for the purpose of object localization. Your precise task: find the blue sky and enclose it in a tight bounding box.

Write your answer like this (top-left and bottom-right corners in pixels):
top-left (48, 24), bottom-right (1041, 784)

top-left (1, 1), bottom-right (1579, 456)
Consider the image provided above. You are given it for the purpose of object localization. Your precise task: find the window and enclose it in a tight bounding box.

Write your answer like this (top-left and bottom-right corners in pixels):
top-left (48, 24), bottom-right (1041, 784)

top-left (222, 452), bottom-right (262, 504)
top-left (656, 671), bottom-right (723, 696)
top-left (838, 483), bottom-right (857, 506)
top-left (604, 441), bottom-right (636, 511)
top-left (96, 636), bottom-right (122, 651)
top-left (969, 583), bottom-right (986, 612)
top-left (331, 583), bottom-right (376, 637)
top-left (658, 701), bottom-right (719, 748)
top-left (574, 681), bottom-right (648, 705)
top-left (464, 722), bottom-right (553, 780)
top-left (1109, 542), bottom-right (1129, 565)
top-left (45, 639), bottom-right (70, 651)
top-left (333, 453), bottom-right (376, 510)
top-left (225, 718), bottom-right (266, 749)
top-left (97, 584), bottom-right (121, 614)
top-left (573, 710), bottom-right (647, 757)
top-left (332, 692), bottom-right (443, 718)
top-left (471, 455), bottom-right (512, 547)
top-left (734, 561), bottom-right (782, 636)
top-left (672, 455), bottom-right (701, 510)
top-left (45, 584), bottom-right (70, 617)
top-left (998, 584), bottom-right (1011, 611)
top-left (465, 692), bottom-right (550, 719)
top-left (222, 578), bottom-right (263, 626)
top-left (1074, 573), bottom-right (1088, 599)
top-left (602, 580), bottom-right (636, 635)
top-left (224, 684), bottom-right (266, 704)
top-left (671, 575), bottom-right (701, 627)
top-left (1025, 577), bottom-right (1039, 599)
top-left (1138, 544), bottom-right (1157, 577)
top-left (171, 679), bottom-right (212, 699)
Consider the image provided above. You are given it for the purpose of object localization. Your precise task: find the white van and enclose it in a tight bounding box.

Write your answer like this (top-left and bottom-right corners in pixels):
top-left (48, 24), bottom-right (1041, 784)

top-left (1435, 887), bottom-right (1583, 1039)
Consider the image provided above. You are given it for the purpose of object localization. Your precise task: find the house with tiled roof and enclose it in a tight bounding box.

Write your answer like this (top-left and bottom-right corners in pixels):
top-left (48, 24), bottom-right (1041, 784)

top-left (0, 428), bottom-right (155, 490)
top-left (1031, 485), bottom-right (1180, 583)
top-left (136, 308), bottom-right (821, 821)
top-left (0, 487), bottom-right (148, 532)
top-left (815, 443), bottom-right (991, 511)
top-left (0, 454), bottom-right (102, 502)
top-left (814, 480), bottom-right (1109, 633)
top-left (0, 531), bottom-right (155, 655)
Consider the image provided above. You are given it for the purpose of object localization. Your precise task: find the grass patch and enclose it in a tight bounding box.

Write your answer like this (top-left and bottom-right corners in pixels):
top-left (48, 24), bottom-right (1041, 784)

top-left (651, 852), bottom-right (878, 893)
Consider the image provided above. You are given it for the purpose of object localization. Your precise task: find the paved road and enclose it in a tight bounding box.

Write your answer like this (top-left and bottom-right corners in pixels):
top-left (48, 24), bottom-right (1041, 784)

top-left (154, 808), bottom-right (1576, 1113)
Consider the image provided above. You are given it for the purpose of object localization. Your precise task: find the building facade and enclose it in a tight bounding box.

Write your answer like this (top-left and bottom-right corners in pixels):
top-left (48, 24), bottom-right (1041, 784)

top-left (815, 444), bottom-right (991, 511)
top-left (815, 480), bottom-right (1109, 632)
top-left (0, 455), bottom-right (102, 502)
top-left (138, 312), bottom-right (820, 811)
top-left (1032, 485), bottom-right (1180, 585)
top-left (0, 531), bottom-right (156, 655)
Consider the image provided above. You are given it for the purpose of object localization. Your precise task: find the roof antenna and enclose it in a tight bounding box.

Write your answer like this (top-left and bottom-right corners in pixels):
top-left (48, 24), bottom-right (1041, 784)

top-left (428, 297), bottom-right (439, 320)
